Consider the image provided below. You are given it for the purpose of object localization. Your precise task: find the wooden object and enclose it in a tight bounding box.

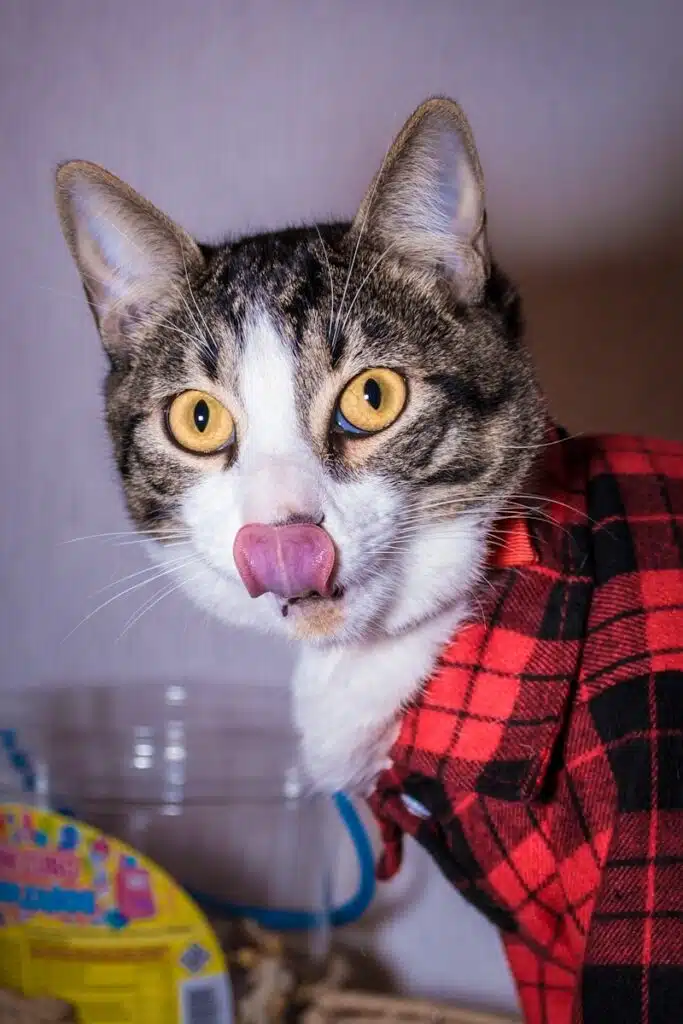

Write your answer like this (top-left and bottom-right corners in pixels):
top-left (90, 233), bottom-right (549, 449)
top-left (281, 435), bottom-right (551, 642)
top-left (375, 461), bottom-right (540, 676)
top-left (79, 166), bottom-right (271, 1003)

top-left (301, 990), bottom-right (520, 1024)
top-left (0, 991), bottom-right (75, 1024)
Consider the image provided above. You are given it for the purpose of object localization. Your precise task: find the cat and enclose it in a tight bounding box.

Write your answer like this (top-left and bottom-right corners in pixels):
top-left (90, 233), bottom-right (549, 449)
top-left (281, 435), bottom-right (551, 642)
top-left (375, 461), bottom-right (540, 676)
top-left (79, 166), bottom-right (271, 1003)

top-left (55, 97), bottom-right (546, 794)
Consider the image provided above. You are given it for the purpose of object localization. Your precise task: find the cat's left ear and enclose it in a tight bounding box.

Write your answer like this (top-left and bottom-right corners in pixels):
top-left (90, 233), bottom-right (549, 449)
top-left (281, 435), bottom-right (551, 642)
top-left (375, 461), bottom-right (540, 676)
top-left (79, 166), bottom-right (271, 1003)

top-left (352, 97), bottom-right (489, 303)
top-left (55, 160), bottom-right (204, 354)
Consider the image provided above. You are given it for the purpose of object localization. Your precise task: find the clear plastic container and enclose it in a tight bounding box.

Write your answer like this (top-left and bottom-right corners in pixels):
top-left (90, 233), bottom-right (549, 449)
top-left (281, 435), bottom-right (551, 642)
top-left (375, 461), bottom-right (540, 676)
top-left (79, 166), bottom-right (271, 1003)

top-left (0, 681), bottom-right (339, 961)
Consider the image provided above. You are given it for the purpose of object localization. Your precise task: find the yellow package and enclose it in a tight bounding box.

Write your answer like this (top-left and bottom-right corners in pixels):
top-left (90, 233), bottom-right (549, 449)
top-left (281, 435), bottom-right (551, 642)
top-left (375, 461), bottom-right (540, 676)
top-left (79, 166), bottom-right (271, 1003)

top-left (0, 803), bottom-right (233, 1023)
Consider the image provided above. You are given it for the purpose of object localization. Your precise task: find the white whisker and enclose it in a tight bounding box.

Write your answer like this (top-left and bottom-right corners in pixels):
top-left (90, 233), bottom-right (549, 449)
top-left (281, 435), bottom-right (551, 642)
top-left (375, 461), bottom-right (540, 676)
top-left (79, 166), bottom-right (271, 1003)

top-left (61, 529), bottom-right (189, 545)
top-left (91, 552), bottom-right (197, 596)
top-left (499, 433), bottom-right (584, 451)
top-left (67, 265), bottom-right (208, 351)
top-left (400, 489), bottom-right (591, 525)
top-left (114, 537), bottom-right (191, 549)
top-left (339, 240), bottom-right (397, 337)
top-left (61, 560), bottom-right (195, 644)
top-left (117, 568), bottom-right (206, 640)
top-left (332, 135), bottom-right (394, 347)
top-left (180, 244), bottom-right (221, 361)
top-left (177, 290), bottom-right (212, 358)
top-left (126, 310), bottom-right (205, 347)
top-left (314, 225), bottom-right (335, 341)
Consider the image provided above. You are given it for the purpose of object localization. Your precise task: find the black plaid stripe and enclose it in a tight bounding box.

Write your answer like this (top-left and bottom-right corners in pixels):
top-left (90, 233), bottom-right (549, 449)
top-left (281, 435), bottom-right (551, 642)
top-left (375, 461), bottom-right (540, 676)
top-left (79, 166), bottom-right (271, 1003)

top-left (658, 735), bottom-right (683, 810)
top-left (483, 567), bottom-right (563, 637)
top-left (587, 472), bottom-right (639, 584)
top-left (477, 758), bottom-right (535, 799)
top-left (538, 579), bottom-right (593, 642)
top-left (591, 674), bottom-right (651, 743)
top-left (581, 965), bottom-right (642, 1022)
top-left (591, 673), bottom-right (683, 812)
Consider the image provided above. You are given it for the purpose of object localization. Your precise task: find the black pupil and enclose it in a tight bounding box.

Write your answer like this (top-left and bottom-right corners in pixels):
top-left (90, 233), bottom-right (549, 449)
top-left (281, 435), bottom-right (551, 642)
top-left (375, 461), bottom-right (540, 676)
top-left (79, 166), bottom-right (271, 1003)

top-left (193, 399), bottom-right (210, 432)
top-left (363, 378), bottom-right (382, 410)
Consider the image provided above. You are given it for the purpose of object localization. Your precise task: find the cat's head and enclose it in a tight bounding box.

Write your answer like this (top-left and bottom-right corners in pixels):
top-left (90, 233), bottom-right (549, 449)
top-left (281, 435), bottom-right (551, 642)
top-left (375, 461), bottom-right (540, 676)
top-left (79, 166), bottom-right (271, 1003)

top-left (55, 97), bottom-right (544, 647)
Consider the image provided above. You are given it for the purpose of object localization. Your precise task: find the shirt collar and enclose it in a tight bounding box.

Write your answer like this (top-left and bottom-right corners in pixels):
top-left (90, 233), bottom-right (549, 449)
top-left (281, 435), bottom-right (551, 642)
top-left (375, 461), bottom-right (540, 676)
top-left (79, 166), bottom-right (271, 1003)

top-left (486, 421), bottom-right (581, 571)
top-left (487, 515), bottom-right (538, 570)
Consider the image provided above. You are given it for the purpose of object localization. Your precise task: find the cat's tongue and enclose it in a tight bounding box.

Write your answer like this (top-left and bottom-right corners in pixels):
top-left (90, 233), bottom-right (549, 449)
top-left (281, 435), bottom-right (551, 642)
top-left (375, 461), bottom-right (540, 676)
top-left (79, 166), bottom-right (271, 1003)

top-left (233, 523), bottom-right (336, 600)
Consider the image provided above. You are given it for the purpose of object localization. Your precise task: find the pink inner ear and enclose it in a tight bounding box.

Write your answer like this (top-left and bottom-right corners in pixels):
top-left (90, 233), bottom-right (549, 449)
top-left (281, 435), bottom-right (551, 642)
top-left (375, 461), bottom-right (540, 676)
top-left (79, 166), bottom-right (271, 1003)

top-left (76, 220), bottom-right (133, 317)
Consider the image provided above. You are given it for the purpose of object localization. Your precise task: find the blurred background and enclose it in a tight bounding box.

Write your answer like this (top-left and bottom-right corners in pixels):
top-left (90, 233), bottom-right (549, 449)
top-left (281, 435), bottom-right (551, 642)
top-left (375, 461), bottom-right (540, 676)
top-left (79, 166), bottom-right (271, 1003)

top-left (1, 0), bottom-right (682, 1014)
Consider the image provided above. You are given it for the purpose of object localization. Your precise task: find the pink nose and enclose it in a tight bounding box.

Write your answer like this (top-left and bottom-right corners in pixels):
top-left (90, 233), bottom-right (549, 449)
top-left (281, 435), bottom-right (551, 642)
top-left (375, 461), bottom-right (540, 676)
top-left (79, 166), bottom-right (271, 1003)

top-left (233, 523), bottom-right (336, 600)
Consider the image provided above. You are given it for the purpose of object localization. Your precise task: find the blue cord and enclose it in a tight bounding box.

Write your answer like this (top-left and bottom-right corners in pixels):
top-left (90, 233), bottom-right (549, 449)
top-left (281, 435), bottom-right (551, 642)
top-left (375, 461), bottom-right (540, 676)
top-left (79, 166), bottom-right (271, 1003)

top-left (0, 730), bottom-right (36, 794)
top-left (188, 791), bottom-right (376, 930)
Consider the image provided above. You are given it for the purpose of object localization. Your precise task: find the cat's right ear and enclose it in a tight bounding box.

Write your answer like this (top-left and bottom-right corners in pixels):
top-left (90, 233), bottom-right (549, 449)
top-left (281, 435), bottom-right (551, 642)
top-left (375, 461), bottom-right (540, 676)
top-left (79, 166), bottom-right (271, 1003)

top-left (352, 97), bottom-right (489, 303)
top-left (55, 161), bottom-right (204, 354)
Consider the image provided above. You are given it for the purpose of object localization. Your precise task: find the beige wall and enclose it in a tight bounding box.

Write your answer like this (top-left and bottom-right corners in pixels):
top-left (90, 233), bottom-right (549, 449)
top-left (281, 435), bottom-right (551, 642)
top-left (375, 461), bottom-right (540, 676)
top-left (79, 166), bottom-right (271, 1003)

top-left (521, 238), bottom-right (683, 441)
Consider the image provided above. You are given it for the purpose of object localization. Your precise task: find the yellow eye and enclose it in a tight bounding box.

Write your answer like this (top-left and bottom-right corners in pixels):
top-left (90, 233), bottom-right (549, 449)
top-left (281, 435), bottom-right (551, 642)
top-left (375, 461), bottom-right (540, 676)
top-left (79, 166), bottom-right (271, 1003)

top-left (335, 368), bottom-right (407, 435)
top-left (166, 391), bottom-right (235, 454)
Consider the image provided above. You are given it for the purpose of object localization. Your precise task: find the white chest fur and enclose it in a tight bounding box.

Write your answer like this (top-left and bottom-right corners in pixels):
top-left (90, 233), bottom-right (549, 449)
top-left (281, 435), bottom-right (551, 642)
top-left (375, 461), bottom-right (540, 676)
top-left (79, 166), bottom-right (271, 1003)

top-left (292, 605), bottom-right (469, 793)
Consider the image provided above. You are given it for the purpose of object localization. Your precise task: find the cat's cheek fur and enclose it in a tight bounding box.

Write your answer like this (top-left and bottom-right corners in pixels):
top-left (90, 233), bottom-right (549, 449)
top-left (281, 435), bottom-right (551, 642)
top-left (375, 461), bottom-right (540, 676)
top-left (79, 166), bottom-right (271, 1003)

top-left (381, 515), bottom-right (491, 635)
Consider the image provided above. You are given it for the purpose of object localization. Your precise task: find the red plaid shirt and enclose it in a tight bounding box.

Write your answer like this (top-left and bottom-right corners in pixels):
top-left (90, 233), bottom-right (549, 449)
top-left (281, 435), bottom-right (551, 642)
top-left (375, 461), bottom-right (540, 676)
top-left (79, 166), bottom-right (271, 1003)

top-left (368, 428), bottom-right (683, 1024)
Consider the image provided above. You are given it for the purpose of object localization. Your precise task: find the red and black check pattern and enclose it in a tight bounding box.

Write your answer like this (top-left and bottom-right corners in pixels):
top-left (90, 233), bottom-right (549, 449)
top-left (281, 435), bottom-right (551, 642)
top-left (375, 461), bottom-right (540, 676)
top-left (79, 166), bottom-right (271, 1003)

top-left (368, 429), bottom-right (683, 1023)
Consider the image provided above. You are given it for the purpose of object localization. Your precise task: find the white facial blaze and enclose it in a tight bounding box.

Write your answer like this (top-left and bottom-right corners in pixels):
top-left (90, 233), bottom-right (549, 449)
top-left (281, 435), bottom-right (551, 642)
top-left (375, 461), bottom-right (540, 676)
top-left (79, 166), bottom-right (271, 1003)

top-left (237, 314), bottom-right (323, 525)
